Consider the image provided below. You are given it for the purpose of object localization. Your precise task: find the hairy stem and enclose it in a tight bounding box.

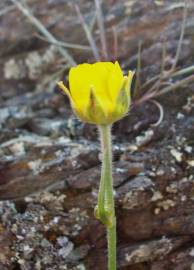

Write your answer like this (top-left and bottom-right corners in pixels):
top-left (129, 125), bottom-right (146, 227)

top-left (97, 125), bottom-right (116, 270)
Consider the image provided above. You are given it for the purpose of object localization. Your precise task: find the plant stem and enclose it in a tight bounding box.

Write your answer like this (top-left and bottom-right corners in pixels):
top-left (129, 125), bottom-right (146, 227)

top-left (107, 221), bottom-right (116, 270)
top-left (98, 125), bottom-right (116, 270)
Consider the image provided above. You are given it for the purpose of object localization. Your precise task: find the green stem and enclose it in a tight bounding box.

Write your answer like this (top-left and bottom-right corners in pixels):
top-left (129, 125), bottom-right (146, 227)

top-left (97, 125), bottom-right (116, 270)
top-left (107, 224), bottom-right (116, 270)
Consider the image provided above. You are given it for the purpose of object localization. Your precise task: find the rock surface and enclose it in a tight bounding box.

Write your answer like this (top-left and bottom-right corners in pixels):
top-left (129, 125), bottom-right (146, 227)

top-left (0, 0), bottom-right (194, 269)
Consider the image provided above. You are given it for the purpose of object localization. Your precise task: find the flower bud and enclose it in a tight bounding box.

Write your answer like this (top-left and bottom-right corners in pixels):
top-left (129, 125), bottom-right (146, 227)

top-left (58, 61), bottom-right (134, 125)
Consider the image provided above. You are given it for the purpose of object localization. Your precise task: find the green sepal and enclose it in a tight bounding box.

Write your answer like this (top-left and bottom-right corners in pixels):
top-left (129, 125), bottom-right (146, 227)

top-left (112, 79), bottom-right (129, 121)
top-left (116, 79), bottom-right (129, 109)
top-left (94, 205), bottom-right (115, 228)
top-left (86, 88), bottom-right (107, 125)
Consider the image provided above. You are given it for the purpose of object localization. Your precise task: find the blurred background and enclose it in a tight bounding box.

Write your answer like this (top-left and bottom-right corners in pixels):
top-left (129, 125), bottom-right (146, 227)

top-left (0, 0), bottom-right (194, 269)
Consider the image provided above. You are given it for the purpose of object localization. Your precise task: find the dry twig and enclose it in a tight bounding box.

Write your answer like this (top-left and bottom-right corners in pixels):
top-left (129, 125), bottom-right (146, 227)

top-left (137, 0), bottom-right (192, 107)
top-left (35, 34), bottom-right (91, 51)
top-left (134, 41), bottom-right (142, 98)
top-left (74, 4), bottom-right (100, 61)
top-left (150, 100), bottom-right (164, 127)
top-left (155, 74), bottom-right (194, 98)
top-left (171, 0), bottom-right (188, 71)
top-left (94, 0), bottom-right (108, 60)
top-left (10, 0), bottom-right (76, 66)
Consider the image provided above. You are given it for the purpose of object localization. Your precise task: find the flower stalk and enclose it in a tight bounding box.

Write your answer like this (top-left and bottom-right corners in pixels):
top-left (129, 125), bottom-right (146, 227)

top-left (58, 61), bottom-right (134, 270)
top-left (96, 125), bottom-right (116, 270)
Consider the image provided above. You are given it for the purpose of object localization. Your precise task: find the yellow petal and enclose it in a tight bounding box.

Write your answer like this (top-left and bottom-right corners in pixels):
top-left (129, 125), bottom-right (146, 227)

top-left (69, 62), bottom-right (114, 110)
top-left (69, 64), bottom-right (92, 108)
top-left (89, 62), bottom-right (114, 107)
top-left (108, 61), bottom-right (124, 102)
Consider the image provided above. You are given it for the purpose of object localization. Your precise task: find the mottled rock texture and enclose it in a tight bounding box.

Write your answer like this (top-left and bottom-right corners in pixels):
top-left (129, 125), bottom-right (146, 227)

top-left (0, 0), bottom-right (194, 269)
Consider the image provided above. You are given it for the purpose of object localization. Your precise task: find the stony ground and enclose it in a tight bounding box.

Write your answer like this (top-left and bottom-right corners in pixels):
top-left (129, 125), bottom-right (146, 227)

top-left (0, 0), bottom-right (194, 269)
top-left (0, 84), bottom-right (194, 270)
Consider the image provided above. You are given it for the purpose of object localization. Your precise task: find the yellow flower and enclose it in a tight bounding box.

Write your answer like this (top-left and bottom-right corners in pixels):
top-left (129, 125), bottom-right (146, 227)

top-left (58, 61), bottom-right (134, 125)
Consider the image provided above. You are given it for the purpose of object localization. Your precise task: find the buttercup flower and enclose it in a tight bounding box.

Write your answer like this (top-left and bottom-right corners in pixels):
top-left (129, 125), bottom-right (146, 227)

top-left (58, 61), bottom-right (134, 125)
